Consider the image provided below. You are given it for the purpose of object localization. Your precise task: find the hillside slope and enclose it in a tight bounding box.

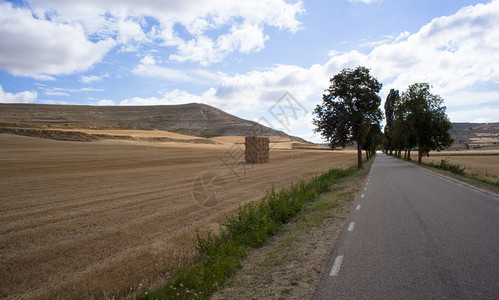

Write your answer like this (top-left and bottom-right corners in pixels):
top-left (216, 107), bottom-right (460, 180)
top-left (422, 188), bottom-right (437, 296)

top-left (0, 103), bottom-right (306, 142)
top-left (449, 122), bottom-right (499, 150)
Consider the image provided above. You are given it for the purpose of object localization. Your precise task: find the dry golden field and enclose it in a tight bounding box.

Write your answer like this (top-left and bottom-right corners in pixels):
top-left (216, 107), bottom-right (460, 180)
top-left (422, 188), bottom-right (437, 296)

top-left (0, 133), bottom-right (358, 299)
top-left (420, 151), bottom-right (499, 183)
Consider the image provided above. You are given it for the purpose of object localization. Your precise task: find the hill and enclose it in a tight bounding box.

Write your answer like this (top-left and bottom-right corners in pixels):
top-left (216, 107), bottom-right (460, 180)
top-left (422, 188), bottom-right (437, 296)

top-left (449, 122), bottom-right (499, 150)
top-left (0, 103), bottom-right (306, 142)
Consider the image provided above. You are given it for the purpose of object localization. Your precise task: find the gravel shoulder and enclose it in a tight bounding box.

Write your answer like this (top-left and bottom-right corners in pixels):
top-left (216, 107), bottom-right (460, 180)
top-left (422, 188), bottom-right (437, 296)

top-left (211, 160), bottom-right (372, 299)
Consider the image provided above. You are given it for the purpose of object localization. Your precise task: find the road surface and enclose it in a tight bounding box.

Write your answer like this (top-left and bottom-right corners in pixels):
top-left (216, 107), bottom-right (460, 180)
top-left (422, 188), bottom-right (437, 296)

top-left (313, 154), bottom-right (499, 299)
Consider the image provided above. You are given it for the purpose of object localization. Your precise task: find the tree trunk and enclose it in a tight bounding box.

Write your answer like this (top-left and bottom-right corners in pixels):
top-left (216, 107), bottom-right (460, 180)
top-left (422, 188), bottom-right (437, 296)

top-left (418, 149), bottom-right (422, 164)
top-left (407, 149), bottom-right (411, 160)
top-left (365, 150), bottom-right (369, 160)
top-left (404, 149), bottom-right (407, 160)
top-left (357, 144), bottom-right (363, 169)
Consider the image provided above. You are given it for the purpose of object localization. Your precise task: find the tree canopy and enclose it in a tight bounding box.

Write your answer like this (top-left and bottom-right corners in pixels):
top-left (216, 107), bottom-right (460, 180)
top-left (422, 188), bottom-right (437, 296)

top-left (313, 66), bottom-right (383, 168)
top-left (383, 89), bottom-right (400, 155)
top-left (387, 83), bottom-right (453, 163)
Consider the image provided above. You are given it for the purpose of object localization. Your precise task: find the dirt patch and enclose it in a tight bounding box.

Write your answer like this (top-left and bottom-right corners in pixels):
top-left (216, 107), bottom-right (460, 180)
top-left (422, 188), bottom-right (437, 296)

top-left (212, 161), bottom-right (371, 299)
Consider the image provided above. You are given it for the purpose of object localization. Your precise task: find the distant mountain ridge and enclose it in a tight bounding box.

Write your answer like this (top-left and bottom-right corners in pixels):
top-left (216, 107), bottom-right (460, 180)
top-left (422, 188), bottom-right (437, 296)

top-left (449, 122), bottom-right (499, 150)
top-left (0, 103), bottom-right (306, 142)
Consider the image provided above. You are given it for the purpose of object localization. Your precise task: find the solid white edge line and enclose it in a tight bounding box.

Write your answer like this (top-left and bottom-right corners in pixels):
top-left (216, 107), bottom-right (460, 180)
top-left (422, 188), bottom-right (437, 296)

top-left (329, 255), bottom-right (344, 276)
top-left (347, 222), bottom-right (355, 231)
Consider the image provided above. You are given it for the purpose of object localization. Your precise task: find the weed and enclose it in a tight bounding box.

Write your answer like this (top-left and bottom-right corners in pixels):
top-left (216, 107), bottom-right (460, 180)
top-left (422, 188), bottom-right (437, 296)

top-left (424, 158), bottom-right (465, 175)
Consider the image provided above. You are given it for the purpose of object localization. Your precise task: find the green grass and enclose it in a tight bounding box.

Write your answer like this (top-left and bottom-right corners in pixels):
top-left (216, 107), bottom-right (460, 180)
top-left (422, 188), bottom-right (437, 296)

top-left (422, 158), bottom-right (465, 175)
top-left (137, 166), bottom-right (358, 299)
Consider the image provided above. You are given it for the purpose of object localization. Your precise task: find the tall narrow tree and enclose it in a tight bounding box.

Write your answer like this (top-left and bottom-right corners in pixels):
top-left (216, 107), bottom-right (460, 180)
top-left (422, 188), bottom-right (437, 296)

top-left (384, 89), bottom-right (400, 155)
top-left (313, 66), bottom-right (383, 168)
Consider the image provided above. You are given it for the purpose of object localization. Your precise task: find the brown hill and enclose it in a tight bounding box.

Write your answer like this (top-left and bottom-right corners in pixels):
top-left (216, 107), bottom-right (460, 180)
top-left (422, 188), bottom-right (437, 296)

top-left (0, 103), bottom-right (306, 142)
top-left (449, 122), bottom-right (499, 150)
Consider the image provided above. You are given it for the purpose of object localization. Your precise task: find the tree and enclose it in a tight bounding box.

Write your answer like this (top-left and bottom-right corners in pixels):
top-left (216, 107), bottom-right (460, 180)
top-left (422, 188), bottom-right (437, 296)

top-left (384, 89), bottom-right (400, 155)
top-left (400, 83), bottom-right (453, 163)
top-left (313, 66), bottom-right (383, 168)
top-left (362, 123), bottom-right (383, 159)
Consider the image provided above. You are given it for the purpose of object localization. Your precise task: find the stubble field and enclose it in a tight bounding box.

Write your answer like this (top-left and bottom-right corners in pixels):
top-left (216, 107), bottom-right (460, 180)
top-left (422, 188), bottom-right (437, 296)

top-left (0, 133), bottom-right (357, 299)
top-left (419, 151), bottom-right (499, 183)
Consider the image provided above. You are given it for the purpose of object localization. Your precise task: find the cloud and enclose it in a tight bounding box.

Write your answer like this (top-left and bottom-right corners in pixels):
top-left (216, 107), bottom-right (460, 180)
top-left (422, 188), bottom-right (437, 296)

top-left (38, 86), bottom-right (105, 96)
top-left (0, 85), bottom-right (38, 103)
top-left (169, 22), bottom-right (270, 65)
top-left (132, 55), bottom-right (191, 81)
top-left (80, 74), bottom-right (109, 84)
top-left (119, 88), bottom-right (213, 106)
top-left (325, 0), bottom-right (499, 95)
top-left (97, 99), bottom-right (116, 106)
top-left (0, 2), bottom-right (115, 78)
top-left (448, 106), bottom-right (499, 123)
top-left (8, 0), bottom-right (304, 70)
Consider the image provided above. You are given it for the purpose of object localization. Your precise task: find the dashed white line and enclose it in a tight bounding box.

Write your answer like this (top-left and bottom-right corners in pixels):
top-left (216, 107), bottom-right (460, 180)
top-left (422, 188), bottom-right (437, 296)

top-left (347, 222), bottom-right (355, 231)
top-left (356, 204), bottom-right (361, 210)
top-left (361, 194), bottom-right (365, 198)
top-left (364, 187), bottom-right (367, 191)
top-left (329, 255), bottom-right (344, 277)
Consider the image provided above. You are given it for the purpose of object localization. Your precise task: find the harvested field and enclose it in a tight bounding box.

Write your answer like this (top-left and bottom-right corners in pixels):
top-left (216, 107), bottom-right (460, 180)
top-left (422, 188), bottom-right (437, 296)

top-left (0, 133), bottom-right (358, 299)
top-left (421, 152), bottom-right (499, 183)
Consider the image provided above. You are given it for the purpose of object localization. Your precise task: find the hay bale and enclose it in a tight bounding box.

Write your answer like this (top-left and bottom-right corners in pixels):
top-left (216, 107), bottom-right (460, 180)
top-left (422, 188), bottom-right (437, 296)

top-left (245, 136), bottom-right (270, 164)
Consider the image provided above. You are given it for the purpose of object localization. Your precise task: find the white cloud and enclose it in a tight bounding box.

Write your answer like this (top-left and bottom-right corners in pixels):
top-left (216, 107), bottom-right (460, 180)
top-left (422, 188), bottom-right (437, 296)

top-left (132, 55), bottom-right (192, 81)
top-left (448, 106), bottom-right (499, 123)
top-left (325, 0), bottom-right (499, 98)
top-left (80, 74), bottom-right (109, 84)
top-left (97, 99), bottom-right (116, 106)
top-left (0, 85), bottom-right (38, 103)
top-left (119, 88), bottom-right (214, 106)
top-left (19, 0), bottom-right (304, 67)
top-left (0, 2), bottom-right (115, 78)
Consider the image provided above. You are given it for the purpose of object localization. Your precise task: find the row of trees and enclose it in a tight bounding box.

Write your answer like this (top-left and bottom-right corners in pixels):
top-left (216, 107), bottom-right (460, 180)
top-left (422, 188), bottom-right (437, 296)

top-left (384, 83), bottom-right (453, 163)
top-left (313, 66), bottom-right (453, 168)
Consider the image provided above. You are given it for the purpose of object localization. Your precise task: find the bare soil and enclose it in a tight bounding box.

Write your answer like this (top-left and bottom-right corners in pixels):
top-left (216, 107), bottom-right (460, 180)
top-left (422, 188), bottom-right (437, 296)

top-left (0, 133), bottom-right (357, 299)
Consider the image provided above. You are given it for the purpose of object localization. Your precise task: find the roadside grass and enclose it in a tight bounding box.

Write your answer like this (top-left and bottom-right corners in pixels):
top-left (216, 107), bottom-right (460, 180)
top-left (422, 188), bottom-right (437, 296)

top-left (212, 157), bottom-right (373, 299)
top-left (392, 155), bottom-right (499, 192)
top-left (137, 162), bottom-right (364, 299)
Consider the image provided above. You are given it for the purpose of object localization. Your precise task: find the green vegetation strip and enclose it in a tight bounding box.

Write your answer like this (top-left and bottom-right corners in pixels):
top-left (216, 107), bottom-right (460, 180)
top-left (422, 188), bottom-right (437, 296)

top-left (138, 166), bottom-right (356, 299)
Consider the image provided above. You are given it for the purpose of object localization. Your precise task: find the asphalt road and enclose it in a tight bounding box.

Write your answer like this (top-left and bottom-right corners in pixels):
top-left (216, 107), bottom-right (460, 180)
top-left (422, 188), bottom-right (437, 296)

top-left (313, 153), bottom-right (499, 299)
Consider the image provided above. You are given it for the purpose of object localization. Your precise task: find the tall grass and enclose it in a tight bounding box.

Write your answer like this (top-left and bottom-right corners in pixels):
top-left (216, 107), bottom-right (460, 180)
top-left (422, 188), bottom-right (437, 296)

top-left (424, 158), bottom-right (465, 175)
top-left (138, 166), bottom-right (356, 299)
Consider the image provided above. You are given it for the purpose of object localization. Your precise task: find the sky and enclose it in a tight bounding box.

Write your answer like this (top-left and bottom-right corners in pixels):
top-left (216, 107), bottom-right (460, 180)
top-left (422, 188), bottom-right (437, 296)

top-left (0, 0), bottom-right (498, 142)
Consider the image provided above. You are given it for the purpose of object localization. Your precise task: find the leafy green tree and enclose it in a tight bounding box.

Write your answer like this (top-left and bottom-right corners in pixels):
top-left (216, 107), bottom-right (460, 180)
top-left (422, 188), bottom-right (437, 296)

top-left (400, 83), bottom-right (453, 163)
top-left (384, 89), bottom-right (400, 155)
top-left (390, 100), bottom-right (417, 159)
top-left (313, 66), bottom-right (383, 168)
top-left (362, 123), bottom-right (383, 159)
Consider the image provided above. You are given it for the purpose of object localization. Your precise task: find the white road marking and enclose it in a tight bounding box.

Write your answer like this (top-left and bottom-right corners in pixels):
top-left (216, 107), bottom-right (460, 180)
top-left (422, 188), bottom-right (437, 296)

top-left (329, 255), bottom-right (344, 277)
top-left (348, 222), bottom-right (355, 231)
top-left (356, 204), bottom-right (361, 210)
top-left (361, 194), bottom-right (365, 198)
top-left (364, 187), bottom-right (367, 191)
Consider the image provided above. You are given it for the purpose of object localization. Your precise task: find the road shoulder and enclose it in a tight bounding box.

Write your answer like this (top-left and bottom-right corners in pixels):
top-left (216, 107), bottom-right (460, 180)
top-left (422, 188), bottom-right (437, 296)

top-left (211, 161), bottom-right (372, 299)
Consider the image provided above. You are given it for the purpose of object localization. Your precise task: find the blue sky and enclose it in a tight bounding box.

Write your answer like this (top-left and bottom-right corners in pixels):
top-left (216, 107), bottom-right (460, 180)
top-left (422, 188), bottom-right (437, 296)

top-left (0, 0), bottom-right (498, 142)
